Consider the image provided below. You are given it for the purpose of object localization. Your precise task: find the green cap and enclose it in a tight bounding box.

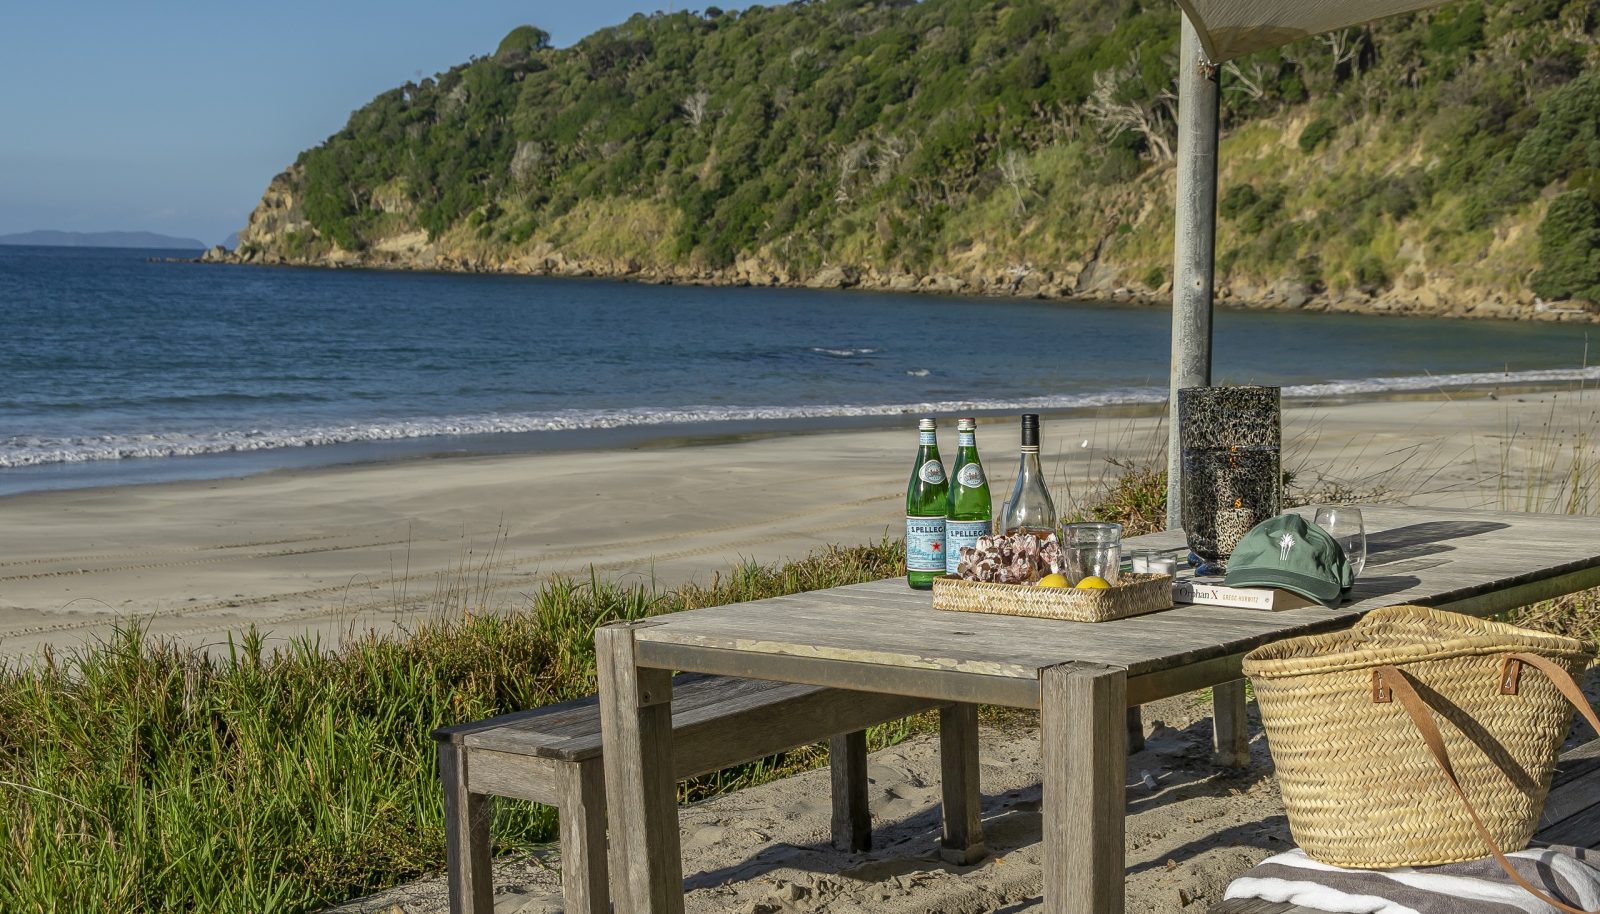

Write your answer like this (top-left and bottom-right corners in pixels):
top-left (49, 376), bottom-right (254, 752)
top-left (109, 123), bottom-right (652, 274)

top-left (1224, 514), bottom-right (1354, 608)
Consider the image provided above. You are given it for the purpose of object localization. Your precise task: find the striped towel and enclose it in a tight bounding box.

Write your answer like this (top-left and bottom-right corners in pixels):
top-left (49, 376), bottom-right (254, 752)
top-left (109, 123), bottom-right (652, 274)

top-left (1223, 846), bottom-right (1600, 914)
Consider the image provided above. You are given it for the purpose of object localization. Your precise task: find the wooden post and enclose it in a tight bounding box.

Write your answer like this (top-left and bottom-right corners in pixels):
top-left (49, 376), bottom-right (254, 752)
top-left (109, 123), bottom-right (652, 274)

top-left (1043, 663), bottom-right (1127, 914)
top-left (1211, 679), bottom-right (1250, 768)
top-left (938, 703), bottom-right (987, 865)
top-left (439, 740), bottom-right (494, 914)
top-left (596, 622), bottom-right (684, 914)
top-left (1166, 13), bottom-right (1221, 530)
top-left (829, 731), bottom-right (872, 852)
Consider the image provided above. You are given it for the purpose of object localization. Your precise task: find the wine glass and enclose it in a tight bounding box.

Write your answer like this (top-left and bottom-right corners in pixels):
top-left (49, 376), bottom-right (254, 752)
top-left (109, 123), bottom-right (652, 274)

top-left (1314, 506), bottom-right (1366, 578)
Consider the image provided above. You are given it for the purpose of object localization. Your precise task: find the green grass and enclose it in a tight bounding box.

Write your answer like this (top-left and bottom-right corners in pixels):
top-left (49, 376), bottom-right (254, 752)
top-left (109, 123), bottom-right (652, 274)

top-left (0, 540), bottom-right (910, 914)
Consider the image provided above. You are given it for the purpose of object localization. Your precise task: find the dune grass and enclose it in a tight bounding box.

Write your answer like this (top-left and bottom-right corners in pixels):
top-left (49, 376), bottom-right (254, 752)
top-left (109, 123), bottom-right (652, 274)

top-left (0, 541), bottom-right (907, 914)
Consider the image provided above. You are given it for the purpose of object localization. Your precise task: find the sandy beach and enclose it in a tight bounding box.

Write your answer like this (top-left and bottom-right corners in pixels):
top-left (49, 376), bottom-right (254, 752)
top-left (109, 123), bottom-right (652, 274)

top-left (0, 389), bottom-right (1592, 660)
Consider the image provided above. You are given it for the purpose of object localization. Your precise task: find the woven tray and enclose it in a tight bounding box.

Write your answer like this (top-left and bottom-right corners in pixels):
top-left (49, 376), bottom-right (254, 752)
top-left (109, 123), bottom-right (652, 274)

top-left (931, 572), bottom-right (1174, 622)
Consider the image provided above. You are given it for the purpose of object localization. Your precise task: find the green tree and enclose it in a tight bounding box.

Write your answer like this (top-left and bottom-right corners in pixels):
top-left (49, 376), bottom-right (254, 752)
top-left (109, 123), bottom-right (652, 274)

top-left (496, 25), bottom-right (552, 58)
top-left (1532, 190), bottom-right (1600, 303)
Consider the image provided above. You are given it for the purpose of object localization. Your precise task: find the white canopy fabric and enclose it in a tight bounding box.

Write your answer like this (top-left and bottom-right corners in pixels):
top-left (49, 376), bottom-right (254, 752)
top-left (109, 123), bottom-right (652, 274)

top-left (1175, 0), bottom-right (1455, 61)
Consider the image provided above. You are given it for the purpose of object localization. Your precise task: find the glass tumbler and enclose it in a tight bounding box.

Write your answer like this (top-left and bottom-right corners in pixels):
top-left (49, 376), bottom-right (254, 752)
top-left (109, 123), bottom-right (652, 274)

top-left (1064, 522), bottom-right (1123, 585)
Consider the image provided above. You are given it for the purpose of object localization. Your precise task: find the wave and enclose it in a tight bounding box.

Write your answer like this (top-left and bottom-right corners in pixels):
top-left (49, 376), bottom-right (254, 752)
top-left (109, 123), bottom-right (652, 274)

top-left (2, 365), bottom-right (1593, 469)
top-left (1279, 365), bottom-right (1600, 397)
top-left (906, 369), bottom-right (931, 377)
top-left (809, 347), bottom-right (881, 357)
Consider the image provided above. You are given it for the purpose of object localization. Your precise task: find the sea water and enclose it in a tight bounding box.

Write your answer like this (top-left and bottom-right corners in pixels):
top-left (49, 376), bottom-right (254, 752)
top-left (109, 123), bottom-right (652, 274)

top-left (0, 245), bottom-right (1593, 494)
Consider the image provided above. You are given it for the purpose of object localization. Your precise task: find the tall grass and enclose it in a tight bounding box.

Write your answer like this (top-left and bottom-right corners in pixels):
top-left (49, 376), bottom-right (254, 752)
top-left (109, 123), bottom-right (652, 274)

top-left (0, 541), bottom-right (904, 914)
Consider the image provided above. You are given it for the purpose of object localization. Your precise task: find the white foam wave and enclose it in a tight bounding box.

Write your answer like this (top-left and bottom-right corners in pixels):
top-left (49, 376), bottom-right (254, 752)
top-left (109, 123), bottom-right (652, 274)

top-left (0, 391), bottom-right (1164, 468)
top-left (906, 369), bottom-right (931, 377)
top-left (810, 347), bottom-right (881, 357)
top-left (2, 365), bottom-right (1592, 469)
top-left (1281, 365), bottom-right (1600, 397)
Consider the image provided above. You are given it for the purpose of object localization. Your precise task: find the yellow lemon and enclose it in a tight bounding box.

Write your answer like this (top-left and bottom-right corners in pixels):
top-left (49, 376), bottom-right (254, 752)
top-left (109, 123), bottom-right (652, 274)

top-left (1037, 573), bottom-right (1070, 588)
top-left (1076, 575), bottom-right (1112, 590)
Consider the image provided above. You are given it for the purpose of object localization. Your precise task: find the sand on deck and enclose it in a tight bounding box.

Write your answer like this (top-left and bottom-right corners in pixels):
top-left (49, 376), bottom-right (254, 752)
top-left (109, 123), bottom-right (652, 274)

top-left (0, 390), bottom-right (1592, 659)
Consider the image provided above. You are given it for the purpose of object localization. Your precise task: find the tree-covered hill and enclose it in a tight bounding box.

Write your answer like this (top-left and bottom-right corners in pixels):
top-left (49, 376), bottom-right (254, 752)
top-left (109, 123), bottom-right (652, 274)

top-left (231, 0), bottom-right (1600, 318)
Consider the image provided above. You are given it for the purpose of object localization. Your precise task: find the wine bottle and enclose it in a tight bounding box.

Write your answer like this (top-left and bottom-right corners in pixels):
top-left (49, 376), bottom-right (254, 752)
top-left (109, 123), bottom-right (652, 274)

top-left (905, 417), bottom-right (949, 590)
top-left (999, 413), bottom-right (1057, 536)
top-left (945, 417), bottom-right (992, 576)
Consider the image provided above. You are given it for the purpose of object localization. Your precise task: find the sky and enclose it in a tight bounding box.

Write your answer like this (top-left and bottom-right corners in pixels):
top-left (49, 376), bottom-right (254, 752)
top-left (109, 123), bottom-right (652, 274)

top-left (0, 2), bottom-right (758, 246)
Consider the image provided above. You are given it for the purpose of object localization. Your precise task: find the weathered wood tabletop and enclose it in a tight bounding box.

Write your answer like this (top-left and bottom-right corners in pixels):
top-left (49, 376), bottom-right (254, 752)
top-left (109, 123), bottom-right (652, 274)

top-left (597, 506), bottom-right (1600, 914)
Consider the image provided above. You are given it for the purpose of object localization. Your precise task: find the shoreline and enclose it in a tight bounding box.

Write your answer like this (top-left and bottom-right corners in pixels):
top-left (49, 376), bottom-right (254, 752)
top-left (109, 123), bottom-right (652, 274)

top-left (4, 379), bottom-right (1596, 500)
top-left (0, 390), bottom-right (1593, 661)
top-left (200, 250), bottom-right (1600, 325)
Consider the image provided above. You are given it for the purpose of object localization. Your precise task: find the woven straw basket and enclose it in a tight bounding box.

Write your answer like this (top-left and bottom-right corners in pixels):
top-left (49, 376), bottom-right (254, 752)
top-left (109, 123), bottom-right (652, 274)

top-left (931, 572), bottom-right (1173, 623)
top-left (1243, 605), bottom-right (1593, 869)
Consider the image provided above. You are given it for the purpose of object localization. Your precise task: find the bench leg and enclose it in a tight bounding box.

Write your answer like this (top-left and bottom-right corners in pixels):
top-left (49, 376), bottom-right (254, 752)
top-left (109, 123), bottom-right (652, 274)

top-left (558, 757), bottom-right (610, 914)
top-left (597, 622), bottom-right (684, 914)
top-left (439, 740), bottom-right (494, 914)
top-left (1127, 706), bottom-right (1146, 753)
top-left (938, 702), bottom-right (986, 865)
top-left (1211, 679), bottom-right (1249, 768)
top-left (829, 731), bottom-right (871, 852)
top-left (1043, 662), bottom-right (1126, 914)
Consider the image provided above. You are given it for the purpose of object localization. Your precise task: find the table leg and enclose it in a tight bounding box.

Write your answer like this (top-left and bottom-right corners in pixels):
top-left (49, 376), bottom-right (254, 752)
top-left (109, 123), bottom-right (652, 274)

top-left (1042, 662), bottom-right (1127, 914)
top-left (1126, 706), bottom-right (1145, 752)
top-left (829, 731), bottom-right (871, 852)
top-left (938, 702), bottom-right (987, 865)
top-left (1211, 679), bottom-right (1250, 768)
top-left (596, 622), bottom-right (684, 914)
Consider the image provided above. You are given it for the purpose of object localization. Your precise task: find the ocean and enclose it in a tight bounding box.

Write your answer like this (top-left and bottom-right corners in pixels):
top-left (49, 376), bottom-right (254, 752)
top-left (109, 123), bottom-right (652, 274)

top-left (1, 244), bottom-right (1594, 495)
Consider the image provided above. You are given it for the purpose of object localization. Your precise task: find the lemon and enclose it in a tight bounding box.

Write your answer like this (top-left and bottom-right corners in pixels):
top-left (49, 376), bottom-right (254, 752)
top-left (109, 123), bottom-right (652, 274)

top-left (1076, 575), bottom-right (1112, 590)
top-left (1037, 573), bottom-right (1070, 588)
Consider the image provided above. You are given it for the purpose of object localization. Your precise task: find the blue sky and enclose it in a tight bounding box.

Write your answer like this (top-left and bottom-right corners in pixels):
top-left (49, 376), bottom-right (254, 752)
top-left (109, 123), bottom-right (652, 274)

top-left (0, 2), bottom-right (757, 245)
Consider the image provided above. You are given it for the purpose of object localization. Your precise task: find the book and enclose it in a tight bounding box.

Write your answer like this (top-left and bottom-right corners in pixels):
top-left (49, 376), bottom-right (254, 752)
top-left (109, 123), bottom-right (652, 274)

top-left (1171, 580), bottom-right (1315, 611)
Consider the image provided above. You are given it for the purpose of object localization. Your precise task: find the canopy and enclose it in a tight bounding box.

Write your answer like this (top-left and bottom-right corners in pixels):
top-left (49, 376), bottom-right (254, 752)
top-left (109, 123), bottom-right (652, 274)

top-left (1174, 0), bottom-right (1452, 61)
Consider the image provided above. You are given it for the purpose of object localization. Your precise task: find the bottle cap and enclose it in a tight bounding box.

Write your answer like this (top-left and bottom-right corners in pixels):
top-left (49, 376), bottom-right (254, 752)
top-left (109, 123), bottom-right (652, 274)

top-left (918, 417), bottom-right (937, 431)
top-left (1021, 414), bottom-right (1039, 448)
top-left (957, 417), bottom-right (976, 431)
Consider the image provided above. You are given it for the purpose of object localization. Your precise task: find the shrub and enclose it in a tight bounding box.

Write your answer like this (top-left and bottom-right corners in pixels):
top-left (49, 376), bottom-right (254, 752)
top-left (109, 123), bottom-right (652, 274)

top-left (1219, 183), bottom-right (1259, 220)
top-left (1353, 254), bottom-right (1390, 292)
top-left (1298, 116), bottom-right (1336, 154)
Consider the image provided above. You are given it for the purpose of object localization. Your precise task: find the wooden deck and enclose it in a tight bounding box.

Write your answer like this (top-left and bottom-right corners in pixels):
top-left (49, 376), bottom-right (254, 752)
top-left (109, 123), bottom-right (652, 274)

top-left (1212, 739), bottom-right (1600, 914)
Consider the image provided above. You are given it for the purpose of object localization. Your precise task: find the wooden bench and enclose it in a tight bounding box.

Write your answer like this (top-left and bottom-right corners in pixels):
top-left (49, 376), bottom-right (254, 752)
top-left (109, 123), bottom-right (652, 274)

top-left (433, 673), bottom-right (943, 914)
top-left (1211, 738), bottom-right (1600, 914)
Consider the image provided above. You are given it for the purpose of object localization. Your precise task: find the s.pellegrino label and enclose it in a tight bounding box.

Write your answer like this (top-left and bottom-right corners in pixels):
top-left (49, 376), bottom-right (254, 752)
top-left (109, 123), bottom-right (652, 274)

top-left (956, 462), bottom-right (984, 488)
top-left (906, 516), bottom-right (947, 573)
top-left (905, 417), bottom-right (949, 589)
top-left (944, 518), bottom-right (992, 575)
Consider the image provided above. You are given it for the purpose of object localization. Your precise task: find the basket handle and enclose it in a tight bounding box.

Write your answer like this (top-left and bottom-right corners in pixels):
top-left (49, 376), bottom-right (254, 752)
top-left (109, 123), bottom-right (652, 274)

top-left (1376, 656), bottom-right (1600, 914)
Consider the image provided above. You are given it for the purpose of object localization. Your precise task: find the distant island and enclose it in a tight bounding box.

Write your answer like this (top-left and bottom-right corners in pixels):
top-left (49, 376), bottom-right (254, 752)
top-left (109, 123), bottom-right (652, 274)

top-left (0, 230), bottom-right (207, 250)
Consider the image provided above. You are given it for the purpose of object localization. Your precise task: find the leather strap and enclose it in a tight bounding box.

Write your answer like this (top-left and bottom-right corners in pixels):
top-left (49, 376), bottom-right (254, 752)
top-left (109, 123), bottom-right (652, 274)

top-left (1376, 656), bottom-right (1600, 914)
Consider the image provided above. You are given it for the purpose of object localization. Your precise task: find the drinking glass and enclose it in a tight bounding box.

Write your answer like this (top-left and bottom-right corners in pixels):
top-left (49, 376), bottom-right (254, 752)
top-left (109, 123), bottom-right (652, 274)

top-left (1314, 506), bottom-right (1366, 578)
top-left (1064, 522), bottom-right (1122, 585)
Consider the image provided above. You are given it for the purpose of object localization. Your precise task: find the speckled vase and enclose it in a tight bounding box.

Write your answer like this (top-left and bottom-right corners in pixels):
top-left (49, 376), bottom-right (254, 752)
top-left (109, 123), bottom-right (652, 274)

top-left (1179, 386), bottom-right (1281, 574)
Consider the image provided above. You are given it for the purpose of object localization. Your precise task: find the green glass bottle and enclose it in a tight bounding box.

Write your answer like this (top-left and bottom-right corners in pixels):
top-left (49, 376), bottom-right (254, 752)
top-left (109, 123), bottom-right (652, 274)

top-left (905, 417), bottom-right (948, 590)
top-left (945, 417), bottom-right (992, 575)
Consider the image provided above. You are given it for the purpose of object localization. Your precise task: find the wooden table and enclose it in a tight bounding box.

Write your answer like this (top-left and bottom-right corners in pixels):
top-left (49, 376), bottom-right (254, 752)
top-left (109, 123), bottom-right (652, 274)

top-left (596, 506), bottom-right (1600, 914)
